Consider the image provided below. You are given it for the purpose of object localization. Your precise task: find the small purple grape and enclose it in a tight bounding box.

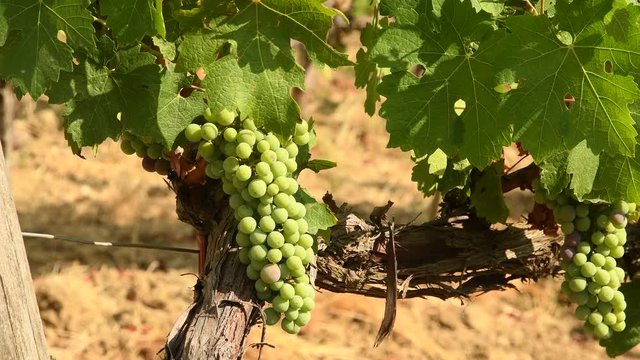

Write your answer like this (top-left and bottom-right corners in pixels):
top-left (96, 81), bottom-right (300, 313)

top-left (610, 210), bottom-right (626, 227)
top-left (564, 232), bottom-right (581, 247)
top-left (560, 247), bottom-right (575, 261)
top-left (142, 157), bottom-right (157, 172)
top-left (155, 158), bottom-right (171, 175)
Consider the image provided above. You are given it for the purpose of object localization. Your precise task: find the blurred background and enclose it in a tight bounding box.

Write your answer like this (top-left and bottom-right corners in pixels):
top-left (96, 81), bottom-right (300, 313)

top-left (2, 1), bottom-right (639, 359)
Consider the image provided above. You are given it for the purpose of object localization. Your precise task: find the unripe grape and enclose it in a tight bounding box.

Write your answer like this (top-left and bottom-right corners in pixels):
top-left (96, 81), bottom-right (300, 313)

top-left (301, 297), bottom-right (315, 311)
top-left (281, 319), bottom-right (300, 334)
top-left (120, 139), bottom-right (136, 155)
top-left (295, 121), bottom-right (308, 136)
top-left (586, 294), bottom-right (599, 308)
top-left (257, 202), bottom-right (272, 216)
top-left (603, 256), bottom-right (617, 270)
top-left (594, 269), bottom-right (611, 286)
top-left (236, 165), bottom-right (252, 181)
top-left (576, 242), bottom-right (591, 254)
top-left (569, 277), bottom-right (587, 292)
top-left (248, 179), bottom-right (267, 198)
top-left (614, 268), bottom-right (625, 282)
top-left (201, 123), bottom-right (219, 141)
top-left (284, 158), bottom-right (298, 173)
top-left (575, 305), bottom-right (591, 320)
top-left (236, 233), bottom-right (251, 247)
top-left (259, 172), bottom-right (274, 184)
top-left (272, 296), bottom-right (290, 313)
top-left (294, 133), bottom-right (310, 145)
top-left (610, 246), bottom-right (624, 259)
top-left (272, 208), bottom-right (289, 224)
top-left (265, 134), bottom-right (280, 149)
top-left (285, 232), bottom-right (300, 245)
top-left (260, 216), bottom-right (276, 232)
top-left (249, 229), bottom-right (267, 245)
top-left (274, 193), bottom-right (291, 208)
top-left (604, 234), bottom-right (618, 248)
top-left (596, 214), bottom-right (610, 229)
top-left (267, 249), bottom-right (283, 263)
top-left (223, 157), bottom-right (239, 174)
top-left (267, 231), bottom-right (285, 249)
top-left (286, 143), bottom-right (299, 158)
top-left (261, 150), bottom-right (277, 164)
top-left (237, 129), bottom-right (256, 146)
top-left (238, 248), bottom-right (251, 264)
top-left (256, 140), bottom-right (270, 153)
top-left (267, 183), bottom-right (279, 196)
top-left (238, 217), bottom-right (257, 234)
top-left (255, 279), bottom-right (270, 293)
top-left (264, 308), bottom-right (281, 326)
top-left (573, 253), bottom-right (587, 266)
top-left (279, 263), bottom-right (291, 279)
top-left (598, 286), bottom-right (615, 302)
top-left (613, 200), bottom-right (630, 214)
top-left (295, 274), bottom-right (310, 284)
top-left (591, 253), bottom-right (605, 267)
top-left (574, 217), bottom-right (591, 232)
top-left (242, 118), bottom-right (257, 131)
top-left (236, 142), bottom-right (252, 159)
top-left (260, 263), bottom-right (281, 284)
top-left (280, 283), bottom-right (295, 300)
top-left (184, 124), bottom-right (202, 142)
top-left (594, 323), bottom-right (611, 339)
top-left (591, 231), bottom-right (605, 245)
top-left (587, 282), bottom-right (601, 295)
top-left (298, 234), bottom-right (314, 249)
top-left (569, 291), bottom-right (589, 306)
top-left (286, 256), bottom-right (304, 273)
top-left (295, 311), bottom-right (311, 326)
top-left (246, 266), bottom-right (260, 280)
top-left (146, 143), bottom-right (164, 159)
top-left (580, 262), bottom-right (597, 278)
top-left (296, 219), bottom-right (309, 234)
top-left (223, 127), bottom-right (237, 142)
top-left (596, 244), bottom-right (610, 256)
top-left (560, 222), bottom-right (574, 234)
top-left (229, 194), bottom-right (245, 210)
top-left (575, 204), bottom-right (589, 218)
top-left (588, 312), bottom-right (603, 325)
top-left (281, 243), bottom-right (295, 258)
top-left (294, 283), bottom-right (314, 298)
top-left (276, 148), bottom-right (289, 162)
top-left (603, 312), bottom-right (617, 326)
top-left (249, 245), bottom-right (268, 262)
top-left (289, 295), bottom-right (303, 310)
top-left (285, 309), bottom-right (299, 321)
top-left (271, 161), bottom-right (288, 177)
top-left (616, 230), bottom-right (627, 246)
top-left (615, 311), bottom-right (626, 322)
top-left (270, 280), bottom-right (284, 291)
top-left (302, 248), bottom-right (315, 265)
top-left (214, 109), bottom-right (236, 126)
top-left (611, 321), bottom-right (626, 332)
top-left (283, 219), bottom-right (299, 235)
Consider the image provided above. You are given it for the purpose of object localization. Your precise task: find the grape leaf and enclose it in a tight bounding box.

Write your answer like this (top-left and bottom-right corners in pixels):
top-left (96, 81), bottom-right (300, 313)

top-left (566, 140), bottom-right (600, 200)
top-left (0, 0), bottom-right (95, 97)
top-left (412, 155), bottom-right (471, 196)
top-left (600, 279), bottom-right (640, 356)
top-left (294, 188), bottom-right (338, 235)
top-left (100, 0), bottom-right (158, 45)
top-left (470, 162), bottom-right (509, 222)
top-left (497, 1), bottom-right (639, 161)
top-left (354, 23), bottom-right (381, 116)
top-left (590, 144), bottom-right (640, 203)
top-left (176, 0), bottom-right (351, 139)
top-left (539, 150), bottom-right (571, 197)
top-left (373, 0), bottom-right (511, 167)
top-left (306, 159), bottom-right (337, 173)
top-left (428, 149), bottom-right (447, 176)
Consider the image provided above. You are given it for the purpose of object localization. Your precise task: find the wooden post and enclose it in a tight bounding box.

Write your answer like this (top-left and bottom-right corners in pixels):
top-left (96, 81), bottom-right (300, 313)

top-left (0, 142), bottom-right (49, 359)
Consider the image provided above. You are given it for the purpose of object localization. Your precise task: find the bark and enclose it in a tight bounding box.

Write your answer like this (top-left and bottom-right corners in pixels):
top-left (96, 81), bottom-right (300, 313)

top-left (0, 81), bottom-right (15, 163)
top-left (0, 142), bottom-right (49, 359)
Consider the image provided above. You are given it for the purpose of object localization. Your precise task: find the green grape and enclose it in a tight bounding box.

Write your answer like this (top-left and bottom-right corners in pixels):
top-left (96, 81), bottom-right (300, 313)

top-left (238, 217), bottom-right (257, 234)
top-left (261, 150), bottom-right (277, 164)
top-left (294, 132), bottom-right (310, 145)
top-left (280, 283), bottom-right (296, 300)
top-left (265, 134), bottom-right (280, 149)
top-left (294, 283), bottom-right (314, 299)
top-left (250, 229), bottom-right (267, 245)
top-left (576, 242), bottom-right (591, 254)
top-left (603, 257), bottom-right (617, 270)
top-left (267, 249), bottom-right (283, 263)
top-left (302, 248), bottom-right (315, 265)
top-left (257, 202), bottom-right (272, 217)
top-left (575, 305), bottom-right (591, 320)
top-left (284, 158), bottom-right (297, 173)
top-left (615, 311), bottom-right (626, 322)
top-left (270, 280), bottom-right (284, 291)
top-left (295, 274), bottom-right (310, 284)
top-left (596, 215), bottom-right (610, 229)
top-left (594, 269), bottom-right (611, 286)
top-left (240, 189), bottom-right (253, 202)
top-left (574, 217), bottom-right (591, 232)
top-left (260, 216), bottom-right (276, 232)
top-left (575, 204), bottom-right (589, 218)
top-left (285, 309), bottom-right (299, 321)
top-left (271, 161), bottom-right (288, 177)
top-left (246, 266), bottom-right (260, 280)
top-left (596, 244), bottom-right (611, 256)
top-left (301, 297), bottom-right (315, 311)
top-left (614, 268), bottom-right (625, 282)
top-left (267, 231), bottom-right (285, 249)
top-left (604, 234), bottom-right (618, 248)
top-left (610, 246), bottom-right (624, 259)
top-left (243, 119), bottom-right (257, 131)
top-left (260, 263), bottom-right (281, 284)
top-left (284, 231), bottom-right (300, 245)
top-left (250, 259), bottom-right (267, 272)
top-left (254, 130), bottom-right (265, 142)
top-left (281, 319), bottom-right (300, 334)
top-left (573, 253), bottom-right (587, 266)
top-left (274, 177), bottom-right (290, 192)
top-left (613, 200), bottom-right (630, 214)
top-left (255, 279), bottom-right (270, 293)
top-left (260, 195), bottom-right (274, 204)
top-left (256, 140), bottom-right (270, 153)
top-left (294, 245), bottom-right (307, 259)
top-left (229, 194), bottom-right (244, 210)
top-left (236, 165), bottom-right (252, 181)
top-left (120, 139), bottom-right (136, 155)
top-left (267, 183), bottom-right (280, 196)
top-left (293, 203), bottom-right (306, 219)
top-left (274, 193), bottom-right (290, 208)
top-left (283, 219), bottom-right (299, 235)
top-left (276, 148), bottom-right (289, 162)
top-left (201, 123), bottom-right (219, 141)
top-left (589, 231), bottom-right (604, 245)
top-left (286, 143), bottom-right (299, 158)
top-left (281, 243), bottom-right (295, 258)
top-left (590, 253), bottom-right (605, 267)
top-left (597, 302), bottom-right (613, 314)
top-left (259, 172), bottom-right (274, 184)
top-left (236, 204), bottom-right (254, 219)
top-left (279, 263), bottom-right (291, 279)
top-left (236, 233), bottom-right (251, 247)
top-left (238, 248), bottom-right (251, 264)
top-left (272, 295), bottom-right (289, 313)
top-left (204, 107), bottom-right (215, 122)
top-left (611, 321), bottom-right (626, 332)
top-left (223, 157), bottom-right (239, 174)
top-left (586, 294), bottom-right (599, 308)
top-left (588, 312), bottom-right (603, 325)
top-left (594, 323), bottom-right (610, 339)
top-left (297, 219), bottom-right (309, 234)
top-left (236, 143), bottom-right (252, 159)
top-left (295, 311), bottom-right (311, 326)
top-left (569, 291), bottom-right (589, 306)
top-left (298, 234), bottom-right (314, 250)
top-left (560, 222), bottom-right (575, 234)
top-left (615, 230), bottom-right (627, 246)
top-left (295, 121), bottom-right (308, 136)
top-left (198, 141), bottom-right (216, 161)
top-left (237, 129), bottom-right (257, 146)
top-left (185, 124), bottom-right (202, 142)
top-left (205, 161), bottom-right (223, 179)
top-left (603, 312), bottom-right (617, 326)
top-left (214, 109), bottom-right (236, 126)
top-left (598, 286), bottom-right (615, 302)
top-left (286, 256), bottom-right (304, 274)
top-left (223, 142), bottom-right (237, 157)
top-left (534, 191), bottom-right (547, 204)
top-left (248, 179), bottom-right (267, 198)
top-left (249, 245), bottom-right (268, 262)
top-left (264, 308), bottom-right (281, 326)
top-left (223, 127), bottom-right (237, 142)
top-left (587, 282), bottom-right (602, 295)
top-left (569, 277), bottom-right (587, 292)
top-left (255, 162), bottom-right (271, 177)
top-left (272, 208), bottom-right (289, 224)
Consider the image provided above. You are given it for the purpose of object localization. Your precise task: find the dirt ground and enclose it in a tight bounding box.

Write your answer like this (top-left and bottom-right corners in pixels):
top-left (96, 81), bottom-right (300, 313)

top-left (6, 60), bottom-right (640, 360)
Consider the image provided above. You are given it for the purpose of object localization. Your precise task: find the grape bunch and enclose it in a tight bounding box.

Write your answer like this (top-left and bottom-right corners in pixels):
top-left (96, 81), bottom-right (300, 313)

top-left (533, 182), bottom-right (635, 340)
top-left (119, 132), bottom-right (171, 175)
top-left (183, 108), bottom-right (316, 334)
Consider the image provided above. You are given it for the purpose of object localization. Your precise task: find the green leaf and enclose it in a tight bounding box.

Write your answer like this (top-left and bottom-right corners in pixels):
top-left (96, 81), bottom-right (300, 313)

top-left (176, 0), bottom-right (350, 139)
top-left (566, 140), bottom-right (600, 200)
top-left (100, 0), bottom-right (157, 45)
top-left (600, 279), bottom-right (640, 356)
top-left (412, 159), bottom-right (439, 196)
top-left (373, 0), bottom-right (511, 167)
top-left (539, 150), bottom-right (571, 197)
top-left (428, 149), bottom-right (447, 176)
top-left (590, 144), bottom-right (640, 203)
top-left (354, 23), bottom-right (380, 116)
top-left (497, 1), bottom-right (639, 160)
top-left (0, 0), bottom-right (95, 97)
top-left (470, 162), bottom-right (509, 223)
top-left (306, 159), bottom-right (337, 173)
top-left (294, 188), bottom-right (338, 235)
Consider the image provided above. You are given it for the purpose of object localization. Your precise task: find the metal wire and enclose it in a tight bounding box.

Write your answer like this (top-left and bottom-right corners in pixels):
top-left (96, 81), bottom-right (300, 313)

top-left (22, 232), bottom-right (199, 254)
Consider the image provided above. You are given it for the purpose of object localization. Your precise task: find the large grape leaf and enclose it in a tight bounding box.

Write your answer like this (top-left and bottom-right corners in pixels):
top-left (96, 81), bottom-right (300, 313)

top-left (600, 279), bottom-right (640, 356)
top-left (566, 140), bottom-right (600, 200)
top-left (470, 162), bottom-right (509, 222)
top-left (372, 0), bottom-right (511, 167)
top-left (100, 0), bottom-right (158, 45)
top-left (590, 144), bottom-right (640, 203)
top-left (48, 47), bottom-right (203, 152)
top-left (0, 0), bottom-right (95, 97)
top-left (176, 0), bottom-right (351, 139)
top-left (497, 0), bottom-right (639, 161)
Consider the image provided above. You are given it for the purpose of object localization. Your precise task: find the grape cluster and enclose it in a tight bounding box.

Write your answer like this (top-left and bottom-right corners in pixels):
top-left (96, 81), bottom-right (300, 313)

top-left (534, 182), bottom-right (634, 339)
top-left (184, 108), bottom-right (315, 334)
top-left (119, 132), bottom-right (171, 175)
